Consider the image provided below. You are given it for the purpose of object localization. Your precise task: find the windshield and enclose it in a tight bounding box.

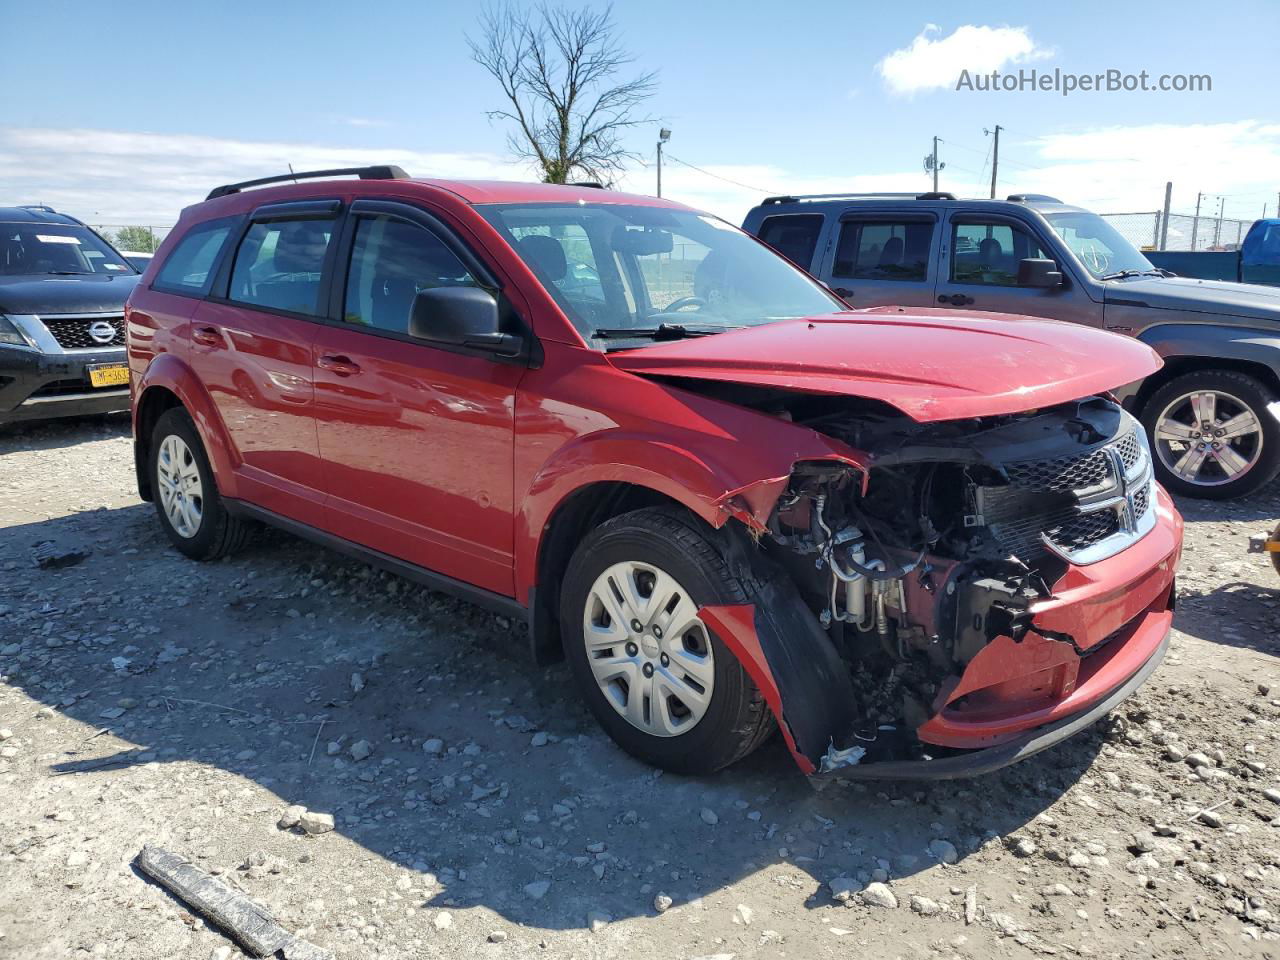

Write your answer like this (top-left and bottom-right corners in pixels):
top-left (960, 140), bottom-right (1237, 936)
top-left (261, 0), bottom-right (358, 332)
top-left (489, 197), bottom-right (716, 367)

top-left (0, 223), bottom-right (135, 277)
top-left (1044, 212), bottom-right (1155, 279)
top-left (478, 203), bottom-right (841, 346)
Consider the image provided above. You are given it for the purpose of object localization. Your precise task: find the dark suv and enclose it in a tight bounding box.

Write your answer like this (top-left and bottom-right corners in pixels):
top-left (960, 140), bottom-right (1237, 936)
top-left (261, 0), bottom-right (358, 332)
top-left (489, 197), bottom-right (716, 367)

top-left (744, 192), bottom-right (1280, 500)
top-left (0, 205), bottom-right (138, 426)
top-left (126, 167), bottom-right (1181, 780)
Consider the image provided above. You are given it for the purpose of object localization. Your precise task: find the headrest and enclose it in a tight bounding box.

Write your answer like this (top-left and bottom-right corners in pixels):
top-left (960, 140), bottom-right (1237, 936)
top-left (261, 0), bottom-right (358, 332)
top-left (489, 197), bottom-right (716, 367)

top-left (517, 234), bottom-right (567, 282)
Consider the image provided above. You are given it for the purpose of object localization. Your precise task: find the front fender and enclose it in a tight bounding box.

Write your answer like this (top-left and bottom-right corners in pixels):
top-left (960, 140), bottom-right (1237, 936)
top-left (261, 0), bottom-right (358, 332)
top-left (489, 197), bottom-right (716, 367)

top-left (515, 425), bottom-right (867, 601)
top-left (1137, 322), bottom-right (1280, 379)
top-left (134, 353), bottom-right (240, 497)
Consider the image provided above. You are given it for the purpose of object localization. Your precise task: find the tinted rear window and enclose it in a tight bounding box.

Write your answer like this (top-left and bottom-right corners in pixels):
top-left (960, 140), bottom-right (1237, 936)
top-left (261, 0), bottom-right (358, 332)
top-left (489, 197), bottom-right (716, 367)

top-left (153, 218), bottom-right (236, 295)
top-left (756, 214), bottom-right (824, 270)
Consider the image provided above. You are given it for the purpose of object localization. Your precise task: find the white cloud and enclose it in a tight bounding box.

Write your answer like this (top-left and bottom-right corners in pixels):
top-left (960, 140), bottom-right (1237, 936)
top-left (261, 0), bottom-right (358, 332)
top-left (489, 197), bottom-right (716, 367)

top-left (878, 24), bottom-right (1050, 95)
top-left (0, 127), bottom-right (529, 227)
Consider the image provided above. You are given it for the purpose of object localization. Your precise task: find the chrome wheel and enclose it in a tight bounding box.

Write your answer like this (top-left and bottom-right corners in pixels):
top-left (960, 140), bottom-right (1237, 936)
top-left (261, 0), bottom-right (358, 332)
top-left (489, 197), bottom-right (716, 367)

top-left (1154, 389), bottom-right (1264, 487)
top-left (156, 434), bottom-right (204, 538)
top-left (582, 560), bottom-right (714, 737)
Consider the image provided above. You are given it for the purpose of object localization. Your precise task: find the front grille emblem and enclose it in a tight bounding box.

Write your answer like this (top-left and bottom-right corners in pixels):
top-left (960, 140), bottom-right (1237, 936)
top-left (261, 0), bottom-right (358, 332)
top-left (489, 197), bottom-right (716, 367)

top-left (88, 321), bottom-right (116, 344)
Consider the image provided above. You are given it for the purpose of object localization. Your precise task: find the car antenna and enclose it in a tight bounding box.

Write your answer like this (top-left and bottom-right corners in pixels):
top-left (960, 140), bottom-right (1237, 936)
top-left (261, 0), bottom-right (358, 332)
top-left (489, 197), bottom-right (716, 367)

top-left (287, 164), bottom-right (299, 184)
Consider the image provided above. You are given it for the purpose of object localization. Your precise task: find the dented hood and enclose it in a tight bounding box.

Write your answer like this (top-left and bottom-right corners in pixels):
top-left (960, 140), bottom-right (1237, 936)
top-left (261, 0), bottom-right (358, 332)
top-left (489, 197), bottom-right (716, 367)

top-left (607, 307), bottom-right (1162, 421)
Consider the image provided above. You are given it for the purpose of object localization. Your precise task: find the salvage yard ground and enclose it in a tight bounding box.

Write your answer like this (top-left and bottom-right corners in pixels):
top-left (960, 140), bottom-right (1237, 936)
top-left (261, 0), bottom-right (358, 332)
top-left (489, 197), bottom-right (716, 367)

top-left (3, 414), bottom-right (1280, 960)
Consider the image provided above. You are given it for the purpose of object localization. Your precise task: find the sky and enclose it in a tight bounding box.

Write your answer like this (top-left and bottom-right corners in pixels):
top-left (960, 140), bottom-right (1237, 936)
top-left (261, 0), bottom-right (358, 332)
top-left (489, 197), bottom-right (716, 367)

top-left (2, 0), bottom-right (1278, 231)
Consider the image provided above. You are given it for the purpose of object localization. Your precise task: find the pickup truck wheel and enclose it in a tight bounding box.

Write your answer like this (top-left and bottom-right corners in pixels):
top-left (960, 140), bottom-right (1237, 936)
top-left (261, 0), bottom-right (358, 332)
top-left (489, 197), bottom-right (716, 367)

top-left (1141, 370), bottom-right (1280, 500)
top-left (560, 507), bottom-right (775, 774)
top-left (150, 407), bottom-right (253, 560)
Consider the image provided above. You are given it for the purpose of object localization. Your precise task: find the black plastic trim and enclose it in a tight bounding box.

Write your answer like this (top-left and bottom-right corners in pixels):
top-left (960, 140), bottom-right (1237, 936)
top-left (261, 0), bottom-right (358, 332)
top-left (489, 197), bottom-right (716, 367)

top-left (206, 165), bottom-right (409, 201)
top-left (817, 629), bottom-right (1169, 780)
top-left (223, 499), bottom-right (529, 623)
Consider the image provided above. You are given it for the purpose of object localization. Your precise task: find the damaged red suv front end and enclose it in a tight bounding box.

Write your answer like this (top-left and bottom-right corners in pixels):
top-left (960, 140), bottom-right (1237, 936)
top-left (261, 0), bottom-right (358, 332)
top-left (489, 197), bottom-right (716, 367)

top-left (609, 309), bottom-right (1182, 778)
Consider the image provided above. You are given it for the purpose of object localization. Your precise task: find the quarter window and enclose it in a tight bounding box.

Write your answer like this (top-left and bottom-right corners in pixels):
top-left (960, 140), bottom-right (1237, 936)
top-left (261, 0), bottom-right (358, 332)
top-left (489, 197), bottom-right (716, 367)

top-left (757, 215), bottom-right (824, 270)
top-left (343, 216), bottom-right (479, 334)
top-left (832, 220), bottom-right (933, 281)
top-left (229, 217), bottom-right (337, 315)
top-left (153, 219), bottom-right (235, 295)
top-left (951, 221), bottom-right (1048, 286)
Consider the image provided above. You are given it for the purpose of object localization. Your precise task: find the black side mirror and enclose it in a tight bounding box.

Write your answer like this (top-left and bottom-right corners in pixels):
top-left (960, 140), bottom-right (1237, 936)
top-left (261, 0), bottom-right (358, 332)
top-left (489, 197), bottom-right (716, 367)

top-left (1017, 258), bottom-right (1064, 288)
top-left (408, 286), bottom-right (523, 358)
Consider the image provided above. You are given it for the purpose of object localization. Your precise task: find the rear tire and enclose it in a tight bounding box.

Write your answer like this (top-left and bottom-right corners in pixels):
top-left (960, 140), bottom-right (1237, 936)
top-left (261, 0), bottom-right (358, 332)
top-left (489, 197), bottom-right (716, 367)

top-left (150, 407), bottom-right (253, 560)
top-left (1140, 369), bottom-right (1280, 500)
top-left (559, 507), bottom-right (775, 775)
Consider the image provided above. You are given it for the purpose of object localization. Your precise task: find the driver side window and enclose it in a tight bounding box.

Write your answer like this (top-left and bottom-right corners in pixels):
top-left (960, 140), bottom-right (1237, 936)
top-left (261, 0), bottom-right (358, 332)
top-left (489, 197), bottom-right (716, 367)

top-left (951, 221), bottom-right (1047, 286)
top-left (229, 217), bottom-right (337, 315)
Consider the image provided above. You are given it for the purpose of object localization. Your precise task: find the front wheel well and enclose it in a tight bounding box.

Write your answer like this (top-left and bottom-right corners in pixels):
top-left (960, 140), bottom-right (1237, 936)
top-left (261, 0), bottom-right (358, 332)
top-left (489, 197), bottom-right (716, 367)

top-left (133, 386), bottom-right (184, 501)
top-left (530, 482), bottom-right (698, 665)
top-left (1130, 355), bottom-right (1280, 415)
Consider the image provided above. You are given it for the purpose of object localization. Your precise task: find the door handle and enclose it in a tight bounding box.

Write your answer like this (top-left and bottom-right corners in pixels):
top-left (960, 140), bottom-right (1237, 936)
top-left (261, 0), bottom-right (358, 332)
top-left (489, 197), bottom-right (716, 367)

top-left (192, 325), bottom-right (222, 346)
top-left (938, 294), bottom-right (975, 306)
top-left (317, 354), bottom-right (362, 377)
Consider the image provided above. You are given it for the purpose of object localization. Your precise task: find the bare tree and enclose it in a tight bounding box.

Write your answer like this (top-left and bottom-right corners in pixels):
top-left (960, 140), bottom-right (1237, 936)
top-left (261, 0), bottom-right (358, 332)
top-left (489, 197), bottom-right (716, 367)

top-left (469, 4), bottom-right (656, 185)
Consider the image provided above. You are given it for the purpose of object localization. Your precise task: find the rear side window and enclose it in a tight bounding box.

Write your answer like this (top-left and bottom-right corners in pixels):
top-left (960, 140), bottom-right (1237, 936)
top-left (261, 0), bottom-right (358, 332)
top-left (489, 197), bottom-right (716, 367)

top-left (757, 214), bottom-right (824, 270)
top-left (152, 219), bottom-right (235, 295)
top-left (832, 220), bottom-right (933, 281)
top-left (229, 217), bottom-right (337, 315)
top-left (343, 215), bottom-right (479, 333)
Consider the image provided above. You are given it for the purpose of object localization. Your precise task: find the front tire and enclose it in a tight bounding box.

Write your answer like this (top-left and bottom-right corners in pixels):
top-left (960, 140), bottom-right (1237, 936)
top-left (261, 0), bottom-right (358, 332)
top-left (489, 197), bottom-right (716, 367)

top-left (150, 407), bottom-right (253, 560)
top-left (560, 507), bottom-right (775, 775)
top-left (1141, 369), bottom-right (1280, 500)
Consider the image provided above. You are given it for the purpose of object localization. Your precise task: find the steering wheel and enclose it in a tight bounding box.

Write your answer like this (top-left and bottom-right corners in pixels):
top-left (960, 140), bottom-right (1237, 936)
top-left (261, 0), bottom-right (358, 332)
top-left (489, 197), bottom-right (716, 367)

top-left (662, 296), bottom-right (705, 312)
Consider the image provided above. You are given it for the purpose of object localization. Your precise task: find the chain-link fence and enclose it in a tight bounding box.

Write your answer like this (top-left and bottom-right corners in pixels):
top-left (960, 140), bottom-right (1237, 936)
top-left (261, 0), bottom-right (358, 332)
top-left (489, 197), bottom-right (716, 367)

top-left (89, 224), bottom-right (174, 253)
top-left (1100, 212), bottom-right (1254, 252)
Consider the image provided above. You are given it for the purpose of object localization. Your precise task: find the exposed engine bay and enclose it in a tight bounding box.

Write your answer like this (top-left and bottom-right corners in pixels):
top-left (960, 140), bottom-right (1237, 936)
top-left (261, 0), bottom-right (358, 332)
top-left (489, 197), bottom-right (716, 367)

top-left (756, 393), bottom-right (1158, 769)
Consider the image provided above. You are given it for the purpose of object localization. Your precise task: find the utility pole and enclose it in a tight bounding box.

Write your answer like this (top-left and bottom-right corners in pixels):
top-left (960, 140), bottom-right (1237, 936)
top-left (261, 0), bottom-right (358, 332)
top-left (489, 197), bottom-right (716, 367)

top-left (1191, 191), bottom-right (1202, 251)
top-left (923, 137), bottom-right (945, 192)
top-left (986, 125), bottom-right (1002, 199)
top-left (656, 128), bottom-right (671, 198)
top-left (1213, 196), bottom-right (1225, 248)
top-left (1159, 181), bottom-right (1172, 249)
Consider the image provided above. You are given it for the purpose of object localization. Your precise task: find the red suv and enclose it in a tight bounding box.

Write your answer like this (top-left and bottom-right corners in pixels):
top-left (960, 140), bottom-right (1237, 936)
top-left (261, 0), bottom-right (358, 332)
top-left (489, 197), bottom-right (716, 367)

top-left (127, 167), bottom-right (1183, 779)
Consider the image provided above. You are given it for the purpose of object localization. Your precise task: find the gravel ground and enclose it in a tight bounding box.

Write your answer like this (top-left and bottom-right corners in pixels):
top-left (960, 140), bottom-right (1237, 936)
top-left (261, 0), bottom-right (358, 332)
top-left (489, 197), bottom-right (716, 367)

top-left (3, 413), bottom-right (1280, 960)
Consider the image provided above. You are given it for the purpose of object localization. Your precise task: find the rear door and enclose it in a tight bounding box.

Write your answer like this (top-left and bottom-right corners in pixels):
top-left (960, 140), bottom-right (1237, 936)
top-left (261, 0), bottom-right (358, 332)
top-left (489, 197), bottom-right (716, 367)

top-left (934, 213), bottom-right (1094, 324)
top-left (193, 200), bottom-right (340, 527)
top-left (311, 199), bottom-right (523, 596)
top-left (815, 213), bottom-right (939, 306)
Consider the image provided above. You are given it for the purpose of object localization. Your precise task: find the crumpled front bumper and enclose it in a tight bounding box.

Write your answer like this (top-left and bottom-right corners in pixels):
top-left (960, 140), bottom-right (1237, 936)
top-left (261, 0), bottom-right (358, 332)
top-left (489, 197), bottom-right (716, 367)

top-left (702, 485), bottom-right (1183, 780)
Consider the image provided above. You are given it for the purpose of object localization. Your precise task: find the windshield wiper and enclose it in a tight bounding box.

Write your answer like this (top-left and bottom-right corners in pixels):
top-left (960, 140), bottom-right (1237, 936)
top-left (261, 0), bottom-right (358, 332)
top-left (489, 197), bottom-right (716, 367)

top-left (1099, 268), bottom-right (1166, 281)
top-left (45, 270), bottom-right (96, 276)
top-left (593, 322), bottom-right (737, 342)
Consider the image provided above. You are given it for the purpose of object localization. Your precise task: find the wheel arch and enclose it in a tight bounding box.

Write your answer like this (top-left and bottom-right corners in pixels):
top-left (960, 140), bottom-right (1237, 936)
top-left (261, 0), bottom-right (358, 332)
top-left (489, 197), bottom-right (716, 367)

top-left (133, 354), bottom-right (238, 502)
top-left (1130, 323), bottom-right (1280, 414)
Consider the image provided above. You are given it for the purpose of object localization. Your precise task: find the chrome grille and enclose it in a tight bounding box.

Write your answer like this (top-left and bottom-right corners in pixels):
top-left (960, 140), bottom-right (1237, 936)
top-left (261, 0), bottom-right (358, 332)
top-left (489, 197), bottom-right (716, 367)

top-left (41, 315), bottom-right (126, 349)
top-left (976, 424), bottom-right (1155, 565)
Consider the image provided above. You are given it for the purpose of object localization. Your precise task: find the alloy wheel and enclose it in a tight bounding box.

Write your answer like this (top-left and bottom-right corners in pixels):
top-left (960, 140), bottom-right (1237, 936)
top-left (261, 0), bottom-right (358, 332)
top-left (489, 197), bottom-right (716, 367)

top-left (582, 560), bottom-right (714, 737)
top-left (1153, 389), bottom-right (1263, 488)
top-left (156, 434), bottom-right (204, 538)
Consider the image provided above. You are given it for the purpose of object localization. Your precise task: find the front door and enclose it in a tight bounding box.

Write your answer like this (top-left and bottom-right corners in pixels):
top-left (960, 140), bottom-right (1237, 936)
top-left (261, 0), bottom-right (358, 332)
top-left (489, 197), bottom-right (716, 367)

top-left (192, 205), bottom-right (340, 527)
top-left (313, 203), bottom-right (523, 596)
top-left (934, 214), bottom-right (1090, 324)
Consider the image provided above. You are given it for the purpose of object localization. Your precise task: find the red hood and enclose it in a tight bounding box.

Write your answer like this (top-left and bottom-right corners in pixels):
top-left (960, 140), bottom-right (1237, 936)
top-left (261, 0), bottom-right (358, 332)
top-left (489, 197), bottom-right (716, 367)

top-left (607, 307), bottom-right (1162, 422)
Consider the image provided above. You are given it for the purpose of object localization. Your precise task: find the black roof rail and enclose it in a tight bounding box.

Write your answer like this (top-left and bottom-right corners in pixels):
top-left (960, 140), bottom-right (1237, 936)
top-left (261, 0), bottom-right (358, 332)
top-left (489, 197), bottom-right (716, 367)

top-left (570, 181), bottom-right (607, 189)
top-left (762, 191), bottom-right (958, 206)
top-left (206, 165), bottom-right (411, 201)
top-left (1007, 193), bottom-right (1062, 203)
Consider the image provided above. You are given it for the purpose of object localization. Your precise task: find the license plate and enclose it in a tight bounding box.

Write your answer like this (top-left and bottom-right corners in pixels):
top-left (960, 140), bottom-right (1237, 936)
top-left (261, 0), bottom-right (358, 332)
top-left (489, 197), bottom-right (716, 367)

top-left (87, 364), bottom-right (129, 388)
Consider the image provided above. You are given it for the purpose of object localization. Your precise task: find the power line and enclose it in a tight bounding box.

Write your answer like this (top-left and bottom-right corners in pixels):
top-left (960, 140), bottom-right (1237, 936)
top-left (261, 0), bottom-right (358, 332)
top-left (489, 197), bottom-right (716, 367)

top-left (661, 153), bottom-right (781, 194)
